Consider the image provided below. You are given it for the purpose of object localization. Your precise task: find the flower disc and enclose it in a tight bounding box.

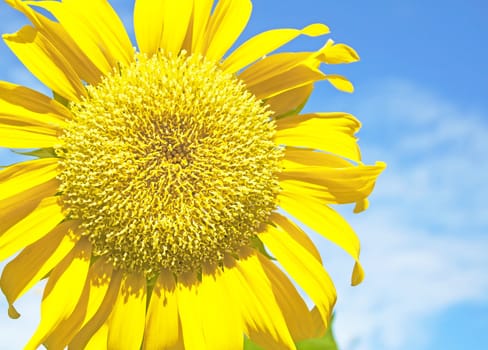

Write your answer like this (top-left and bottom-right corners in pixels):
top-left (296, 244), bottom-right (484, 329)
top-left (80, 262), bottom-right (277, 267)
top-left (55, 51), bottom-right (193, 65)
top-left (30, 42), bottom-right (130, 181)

top-left (57, 53), bottom-right (283, 274)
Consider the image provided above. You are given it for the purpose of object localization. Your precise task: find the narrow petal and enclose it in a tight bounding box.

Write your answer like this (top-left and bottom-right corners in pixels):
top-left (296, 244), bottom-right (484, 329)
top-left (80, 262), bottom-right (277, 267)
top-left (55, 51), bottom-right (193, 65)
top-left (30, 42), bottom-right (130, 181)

top-left (0, 196), bottom-right (65, 262)
top-left (43, 258), bottom-right (113, 349)
top-left (0, 158), bottom-right (58, 202)
top-left (240, 47), bottom-right (355, 96)
top-left (203, 0), bottom-right (252, 61)
top-left (222, 23), bottom-right (329, 74)
top-left (257, 254), bottom-right (321, 341)
top-left (107, 272), bottom-right (146, 350)
top-left (282, 148), bottom-right (386, 211)
top-left (69, 270), bottom-right (123, 350)
top-left (3, 26), bottom-right (86, 101)
top-left (28, 0), bottom-right (133, 73)
top-left (279, 191), bottom-right (365, 285)
top-left (0, 178), bottom-right (59, 235)
top-left (0, 124), bottom-right (59, 148)
top-left (143, 269), bottom-right (183, 350)
top-left (259, 224), bottom-right (336, 328)
top-left (283, 147), bottom-right (353, 168)
top-left (200, 263), bottom-right (244, 349)
top-left (280, 160), bottom-right (387, 204)
top-left (0, 220), bottom-right (80, 319)
top-left (239, 52), bottom-right (313, 88)
top-left (84, 324), bottom-right (109, 350)
top-left (24, 238), bottom-right (92, 350)
top-left (317, 39), bottom-right (360, 64)
top-left (224, 249), bottom-right (296, 350)
top-left (176, 271), bottom-right (207, 350)
top-left (0, 82), bottom-right (69, 148)
top-left (0, 81), bottom-right (71, 125)
top-left (248, 64), bottom-right (325, 100)
top-left (270, 212), bottom-right (322, 263)
top-left (266, 84), bottom-right (313, 117)
top-left (6, 0), bottom-right (103, 85)
top-left (275, 112), bottom-right (362, 162)
top-left (187, 0), bottom-right (214, 53)
top-left (326, 74), bottom-right (354, 93)
top-left (160, 0), bottom-right (193, 54)
top-left (135, 0), bottom-right (193, 54)
top-left (133, 0), bottom-right (165, 55)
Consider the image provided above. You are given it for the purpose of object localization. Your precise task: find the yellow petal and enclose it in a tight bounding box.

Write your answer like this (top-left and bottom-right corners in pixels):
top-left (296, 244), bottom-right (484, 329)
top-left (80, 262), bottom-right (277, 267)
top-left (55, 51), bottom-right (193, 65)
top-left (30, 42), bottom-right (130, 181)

top-left (279, 191), bottom-right (365, 285)
top-left (326, 74), bottom-right (354, 93)
top-left (239, 51), bottom-right (327, 100)
top-left (0, 196), bottom-right (65, 262)
top-left (259, 224), bottom-right (336, 328)
top-left (176, 271), bottom-right (207, 350)
top-left (275, 112), bottom-right (362, 162)
top-left (203, 0), bottom-right (252, 61)
top-left (133, 0), bottom-right (165, 55)
top-left (0, 220), bottom-right (80, 319)
top-left (223, 23), bottom-right (329, 74)
top-left (143, 269), bottom-right (183, 350)
top-left (270, 212), bottom-right (322, 263)
top-left (6, 0), bottom-right (103, 85)
top-left (280, 160), bottom-right (387, 204)
top-left (0, 79), bottom-right (66, 147)
top-left (282, 147), bottom-right (353, 168)
top-left (24, 238), bottom-right (92, 350)
top-left (257, 253), bottom-right (319, 341)
top-left (0, 158), bottom-right (58, 202)
top-left (317, 39), bottom-right (360, 64)
top-left (0, 178), bottom-right (58, 235)
top-left (107, 271), bottom-right (146, 350)
top-left (27, 0), bottom-right (132, 73)
top-left (239, 51), bottom-right (313, 88)
top-left (250, 64), bottom-right (325, 100)
top-left (84, 324), bottom-right (109, 350)
top-left (44, 258), bottom-right (113, 348)
top-left (224, 249), bottom-right (296, 350)
top-left (187, 0), bottom-right (214, 54)
top-left (160, 0), bottom-right (193, 54)
top-left (69, 270), bottom-right (122, 350)
top-left (200, 263), bottom-right (244, 349)
top-left (0, 124), bottom-right (59, 148)
top-left (281, 148), bottom-right (386, 212)
top-left (0, 81), bottom-right (71, 125)
top-left (3, 25), bottom-right (86, 102)
top-left (354, 198), bottom-right (370, 214)
top-left (266, 84), bottom-right (313, 117)
top-left (241, 45), bottom-right (356, 96)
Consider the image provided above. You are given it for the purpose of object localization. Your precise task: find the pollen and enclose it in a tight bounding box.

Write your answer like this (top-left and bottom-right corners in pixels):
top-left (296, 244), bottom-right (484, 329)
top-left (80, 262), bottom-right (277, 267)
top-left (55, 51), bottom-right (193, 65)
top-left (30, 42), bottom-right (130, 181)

top-left (56, 52), bottom-right (283, 275)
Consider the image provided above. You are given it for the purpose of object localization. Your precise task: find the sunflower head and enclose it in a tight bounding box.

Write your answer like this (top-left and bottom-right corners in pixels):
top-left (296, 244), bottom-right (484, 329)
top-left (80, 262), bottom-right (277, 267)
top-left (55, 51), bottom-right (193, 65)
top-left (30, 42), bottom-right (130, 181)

top-left (0, 1), bottom-right (385, 349)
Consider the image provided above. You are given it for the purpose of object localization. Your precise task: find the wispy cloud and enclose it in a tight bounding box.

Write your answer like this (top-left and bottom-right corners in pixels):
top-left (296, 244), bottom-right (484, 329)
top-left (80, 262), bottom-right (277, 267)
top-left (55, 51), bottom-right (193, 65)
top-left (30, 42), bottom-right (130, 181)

top-left (320, 79), bottom-right (488, 350)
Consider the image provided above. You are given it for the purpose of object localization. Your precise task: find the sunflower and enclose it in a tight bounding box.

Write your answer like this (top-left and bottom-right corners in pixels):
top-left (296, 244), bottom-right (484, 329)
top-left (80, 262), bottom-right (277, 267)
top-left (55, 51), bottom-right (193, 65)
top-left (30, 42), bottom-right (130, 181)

top-left (0, 0), bottom-right (385, 349)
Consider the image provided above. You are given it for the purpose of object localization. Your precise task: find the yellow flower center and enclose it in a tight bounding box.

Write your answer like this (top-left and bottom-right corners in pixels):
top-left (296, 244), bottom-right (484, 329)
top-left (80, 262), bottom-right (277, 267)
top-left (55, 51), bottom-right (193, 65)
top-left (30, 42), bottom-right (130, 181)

top-left (57, 53), bottom-right (282, 275)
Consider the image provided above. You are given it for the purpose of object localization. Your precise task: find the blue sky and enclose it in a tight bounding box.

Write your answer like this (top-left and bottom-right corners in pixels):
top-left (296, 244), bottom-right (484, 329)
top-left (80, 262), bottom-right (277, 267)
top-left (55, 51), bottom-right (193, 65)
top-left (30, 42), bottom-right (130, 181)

top-left (0, 1), bottom-right (487, 349)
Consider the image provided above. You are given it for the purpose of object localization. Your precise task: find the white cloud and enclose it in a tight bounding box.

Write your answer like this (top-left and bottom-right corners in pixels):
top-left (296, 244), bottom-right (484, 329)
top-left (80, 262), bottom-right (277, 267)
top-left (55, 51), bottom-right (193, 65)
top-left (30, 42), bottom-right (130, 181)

top-left (317, 79), bottom-right (488, 350)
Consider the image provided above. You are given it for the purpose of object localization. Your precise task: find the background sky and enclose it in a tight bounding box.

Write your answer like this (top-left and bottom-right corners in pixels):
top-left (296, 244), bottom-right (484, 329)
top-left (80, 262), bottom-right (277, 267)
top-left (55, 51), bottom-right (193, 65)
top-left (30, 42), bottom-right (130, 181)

top-left (0, 1), bottom-right (487, 349)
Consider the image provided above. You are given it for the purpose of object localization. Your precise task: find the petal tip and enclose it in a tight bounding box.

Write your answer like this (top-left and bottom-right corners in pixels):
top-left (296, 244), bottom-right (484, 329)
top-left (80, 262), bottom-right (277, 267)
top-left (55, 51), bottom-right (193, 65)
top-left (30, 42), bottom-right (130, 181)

top-left (8, 304), bottom-right (20, 319)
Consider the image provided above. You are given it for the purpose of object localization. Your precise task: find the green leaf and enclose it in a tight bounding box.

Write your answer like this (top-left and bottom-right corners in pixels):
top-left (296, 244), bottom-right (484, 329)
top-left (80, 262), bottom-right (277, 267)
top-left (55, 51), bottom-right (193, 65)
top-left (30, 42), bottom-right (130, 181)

top-left (12, 148), bottom-right (58, 159)
top-left (243, 315), bottom-right (339, 350)
top-left (297, 314), bottom-right (339, 350)
top-left (243, 337), bottom-right (265, 350)
top-left (53, 90), bottom-right (70, 107)
top-left (249, 236), bottom-right (275, 260)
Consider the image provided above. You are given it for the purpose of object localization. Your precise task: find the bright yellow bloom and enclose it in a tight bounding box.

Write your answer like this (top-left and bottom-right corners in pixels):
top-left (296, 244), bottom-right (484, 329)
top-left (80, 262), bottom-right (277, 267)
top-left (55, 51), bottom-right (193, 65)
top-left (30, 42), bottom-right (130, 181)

top-left (0, 0), bottom-right (385, 349)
